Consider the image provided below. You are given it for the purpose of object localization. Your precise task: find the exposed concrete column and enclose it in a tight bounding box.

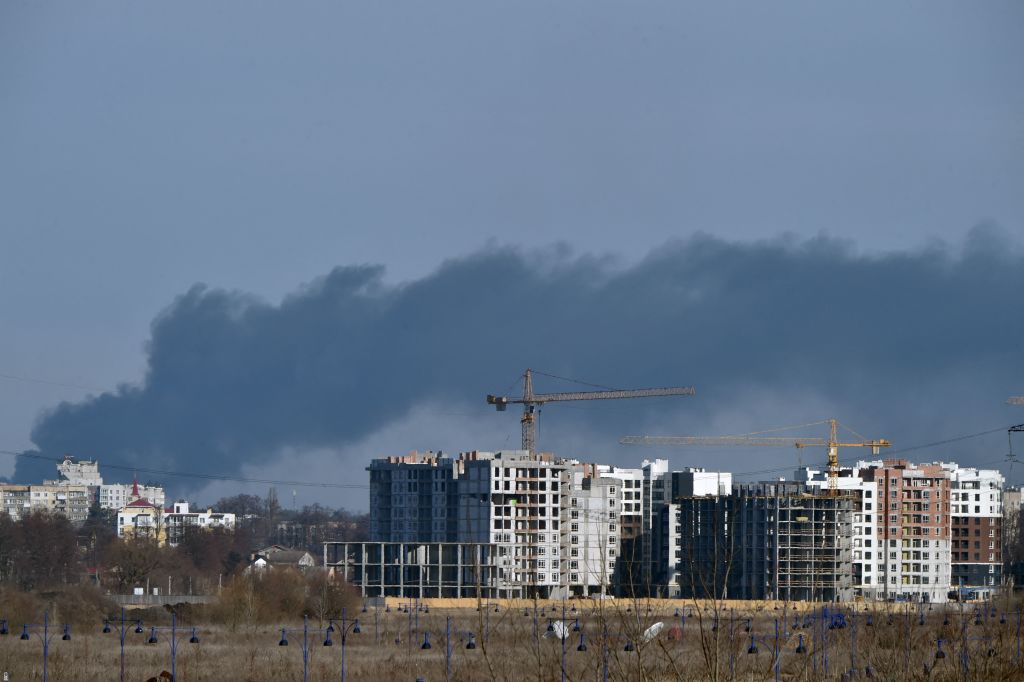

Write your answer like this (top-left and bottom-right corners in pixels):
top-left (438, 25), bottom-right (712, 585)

top-left (360, 543), bottom-right (367, 597)
top-left (456, 544), bottom-right (462, 599)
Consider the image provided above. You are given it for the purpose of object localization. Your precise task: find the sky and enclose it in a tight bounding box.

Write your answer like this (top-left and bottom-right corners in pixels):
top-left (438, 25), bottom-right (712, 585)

top-left (1, 2), bottom-right (1022, 509)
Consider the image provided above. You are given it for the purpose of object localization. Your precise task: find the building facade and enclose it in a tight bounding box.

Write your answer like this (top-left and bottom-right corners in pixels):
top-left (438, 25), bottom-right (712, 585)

top-left (660, 481), bottom-right (855, 602)
top-left (364, 450), bottom-right (1005, 603)
top-left (368, 450), bottom-right (626, 598)
top-left (163, 501), bottom-right (237, 547)
top-left (0, 483), bottom-right (91, 523)
top-left (944, 464), bottom-right (1003, 598)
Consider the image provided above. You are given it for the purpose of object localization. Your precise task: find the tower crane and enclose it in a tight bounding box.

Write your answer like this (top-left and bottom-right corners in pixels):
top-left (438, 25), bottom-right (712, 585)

top-left (487, 369), bottom-right (695, 455)
top-left (620, 418), bottom-right (890, 494)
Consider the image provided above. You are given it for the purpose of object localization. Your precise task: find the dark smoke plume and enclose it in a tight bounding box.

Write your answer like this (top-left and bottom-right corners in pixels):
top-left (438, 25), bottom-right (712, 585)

top-left (16, 228), bottom-right (1024, 493)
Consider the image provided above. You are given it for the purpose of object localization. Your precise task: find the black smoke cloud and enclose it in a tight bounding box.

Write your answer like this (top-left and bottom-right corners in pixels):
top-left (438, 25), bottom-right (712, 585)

top-left (16, 228), bottom-right (1024, 493)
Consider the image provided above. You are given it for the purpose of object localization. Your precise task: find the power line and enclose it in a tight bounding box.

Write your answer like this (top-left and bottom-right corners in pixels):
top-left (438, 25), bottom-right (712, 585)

top-left (721, 425), bottom-right (1012, 479)
top-left (0, 425), bottom-right (1012, 493)
top-left (0, 371), bottom-right (104, 393)
top-left (0, 449), bottom-right (369, 490)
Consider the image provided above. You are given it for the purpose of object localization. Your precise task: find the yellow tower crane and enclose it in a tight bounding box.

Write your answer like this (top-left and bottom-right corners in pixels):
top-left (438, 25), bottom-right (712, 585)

top-left (620, 418), bottom-right (891, 494)
top-left (487, 369), bottom-right (695, 455)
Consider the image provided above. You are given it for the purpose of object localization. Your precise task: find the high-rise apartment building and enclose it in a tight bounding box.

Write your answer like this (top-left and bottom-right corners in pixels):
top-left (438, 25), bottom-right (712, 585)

top-left (660, 480), bottom-right (855, 601)
top-left (943, 463), bottom-right (1003, 598)
top-left (367, 450), bottom-right (619, 598)
top-left (595, 465), bottom-right (644, 593)
top-left (362, 450), bottom-right (1003, 603)
top-left (640, 458), bottom-right (669, 591)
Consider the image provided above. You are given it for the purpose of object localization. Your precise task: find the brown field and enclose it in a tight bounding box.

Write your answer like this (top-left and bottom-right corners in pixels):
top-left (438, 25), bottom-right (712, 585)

top-left (0, 598), bottom-right (1022, 680)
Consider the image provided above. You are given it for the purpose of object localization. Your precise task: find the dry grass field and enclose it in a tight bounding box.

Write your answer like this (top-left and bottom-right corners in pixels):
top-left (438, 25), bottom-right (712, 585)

top-left (1, 598), bottom-right (1023, 680)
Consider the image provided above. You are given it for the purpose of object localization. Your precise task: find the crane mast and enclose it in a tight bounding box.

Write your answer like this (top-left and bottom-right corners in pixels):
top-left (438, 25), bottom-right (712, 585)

top-left (487, 369), bottom-right (696, 455)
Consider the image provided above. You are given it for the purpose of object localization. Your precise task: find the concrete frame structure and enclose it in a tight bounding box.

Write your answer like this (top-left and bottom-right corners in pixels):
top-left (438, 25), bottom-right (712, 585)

top-left (662, 482), bottom-right (855, 602)
top-left (368, 450), bottom-right (629, 598)
top-left (731, 481), bottom-right (855, 602)
top-left (324, 542), bottom-right (504, 598)
top-left (796, 465), bottom-right (881, 598)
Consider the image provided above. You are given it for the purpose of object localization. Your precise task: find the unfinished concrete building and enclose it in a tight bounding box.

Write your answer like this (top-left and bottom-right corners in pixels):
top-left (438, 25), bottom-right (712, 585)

top-left (662, 481), bottom-right (855, 602)
top-left (324, 542), bottom-right (504, 598)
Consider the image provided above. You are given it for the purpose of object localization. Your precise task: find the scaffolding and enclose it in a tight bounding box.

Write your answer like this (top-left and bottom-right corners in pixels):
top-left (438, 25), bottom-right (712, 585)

top-left (672, 489), bottom-right (855, 602)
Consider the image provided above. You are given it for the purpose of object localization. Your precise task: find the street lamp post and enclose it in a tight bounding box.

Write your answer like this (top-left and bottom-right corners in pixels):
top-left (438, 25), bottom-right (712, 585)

top-left (143, 610), bottom-right (199, 681)
top-left (324, 608), bottom-right (362, 682)
top-left (20, 611), bottom-right (71, 682)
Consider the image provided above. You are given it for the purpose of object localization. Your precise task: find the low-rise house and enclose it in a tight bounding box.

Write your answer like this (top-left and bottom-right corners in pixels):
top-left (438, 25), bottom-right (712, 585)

top-left (117, 498), bottom-right (166, 544)
top-left (163, 501), bottom-right (236, 547)
top-left (246, 549), bottom-right (316, 573)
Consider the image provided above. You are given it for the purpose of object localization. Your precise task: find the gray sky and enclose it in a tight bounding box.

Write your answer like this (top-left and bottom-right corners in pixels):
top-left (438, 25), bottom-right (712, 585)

top-left (1, 2), bottom-right (1022, 504)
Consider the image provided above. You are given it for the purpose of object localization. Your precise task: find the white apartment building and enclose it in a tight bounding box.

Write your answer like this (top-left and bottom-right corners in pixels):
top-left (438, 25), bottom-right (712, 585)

top-left (164, 501), bottom-right (237, 547)
top-left (46, 456), bottom-right (166, 511)
top-left (672, 467), bottom-right (732, 497)
top-left (563, 472), bottom-right (620, 597)
top-left (99, 482), bottom-right (166, 512)
top-left (55, 457), bottom-right (103, 486)
top-left (942, 463), bottom-right (1004, 598)
top-left (595, 465), bottom-right (645, 591)
top-left (457, 450), bottom-right (577, 598)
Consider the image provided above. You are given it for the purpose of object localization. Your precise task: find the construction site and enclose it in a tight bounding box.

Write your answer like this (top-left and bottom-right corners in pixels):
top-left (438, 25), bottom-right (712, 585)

top-left (350, 371), bottom-right (1024, 605)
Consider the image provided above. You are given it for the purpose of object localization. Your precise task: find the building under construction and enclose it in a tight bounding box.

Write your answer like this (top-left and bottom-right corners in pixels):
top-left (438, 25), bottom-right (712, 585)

top-left (323, 542), bottom-right (504, 599)
top-left (660, 481), bottom-right (855, 602)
